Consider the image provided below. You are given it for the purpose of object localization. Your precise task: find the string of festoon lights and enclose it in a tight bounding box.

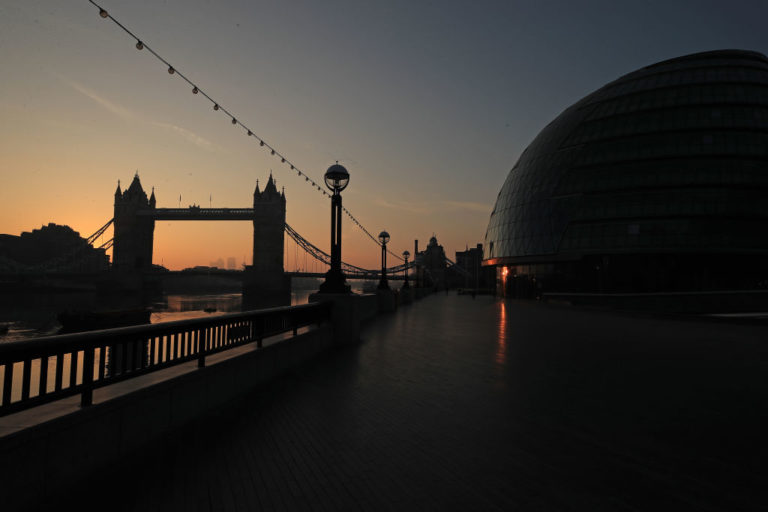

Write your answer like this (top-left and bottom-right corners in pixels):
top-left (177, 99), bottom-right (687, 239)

top-left (88, 0), bottom-right (405, 262)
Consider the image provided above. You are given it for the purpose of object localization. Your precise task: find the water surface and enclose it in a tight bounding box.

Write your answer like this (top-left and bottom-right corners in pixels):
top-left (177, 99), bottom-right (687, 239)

top-left (0, 288), bottom-right (333, 342)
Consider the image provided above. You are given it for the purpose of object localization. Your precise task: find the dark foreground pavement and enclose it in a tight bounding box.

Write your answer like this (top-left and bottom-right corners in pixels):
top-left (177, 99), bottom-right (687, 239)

top-left (50, 294), bottom-right (768, 511)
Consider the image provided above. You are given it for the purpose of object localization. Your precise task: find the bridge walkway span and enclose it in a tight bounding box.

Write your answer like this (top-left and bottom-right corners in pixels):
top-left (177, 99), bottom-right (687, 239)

top-left (49, 294), bottom-right (768, 510)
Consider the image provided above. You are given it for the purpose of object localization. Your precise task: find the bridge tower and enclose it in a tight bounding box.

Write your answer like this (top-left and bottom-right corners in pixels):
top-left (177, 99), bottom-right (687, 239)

top-left (112, 173), bottom-right (155, 273)
top-left (245, 174), bottom-right (289, 304)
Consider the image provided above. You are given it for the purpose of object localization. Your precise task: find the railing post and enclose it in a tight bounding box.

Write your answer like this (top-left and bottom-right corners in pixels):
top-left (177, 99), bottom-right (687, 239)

top-left (21, 359), bottom-right (31, 401)
top-left (81, 347), bottom-right (94, 407)
top-left (55, 352), bottom-right (64, 389)
top-left (198, 328), bottom-right (207, 368)
top-left (2, 363), bottom-right (13, 407)
top-left (39, 356), bottom-right (49, 397)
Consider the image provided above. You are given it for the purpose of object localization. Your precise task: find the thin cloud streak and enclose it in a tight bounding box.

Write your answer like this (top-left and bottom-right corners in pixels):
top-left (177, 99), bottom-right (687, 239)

top-left (66, 79), bottom-right (136, 121)
top-left (374, 199), bottom-right (431, 215)
top-left (62, 76), bottom-right (217, 151)
top-left (152, 122), bottom-right (217, 151)
top-left (375, 198), bottom-right (491, 215)
top-left (441, 200), bottom-right (491, 213)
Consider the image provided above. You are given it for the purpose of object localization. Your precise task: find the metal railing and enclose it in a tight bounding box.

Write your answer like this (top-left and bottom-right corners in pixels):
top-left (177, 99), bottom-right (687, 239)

top-left (0, 302), bottom-right (332, 417)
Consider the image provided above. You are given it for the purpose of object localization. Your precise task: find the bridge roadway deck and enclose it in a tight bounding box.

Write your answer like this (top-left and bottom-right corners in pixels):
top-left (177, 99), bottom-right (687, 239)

top-left (56, 294), bottom-right (767, 511)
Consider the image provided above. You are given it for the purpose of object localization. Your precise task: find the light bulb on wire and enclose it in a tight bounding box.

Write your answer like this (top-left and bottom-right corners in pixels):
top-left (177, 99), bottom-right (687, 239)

top-left (90, 0), bottom-right (397, 257)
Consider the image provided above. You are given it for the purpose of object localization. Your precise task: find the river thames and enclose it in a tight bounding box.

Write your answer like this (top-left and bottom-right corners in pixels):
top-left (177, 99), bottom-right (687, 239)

top-left (0, 283), bottom-right (367, 342)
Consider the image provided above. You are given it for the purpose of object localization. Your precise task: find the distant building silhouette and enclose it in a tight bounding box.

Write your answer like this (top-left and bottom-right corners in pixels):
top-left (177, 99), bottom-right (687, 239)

top-left (484, 49), bottom-right (768, 297)
top-left (0, 223), bottom-right (108, 273)
top-left (415, 235), bottom-right (447, 289)
top-left (455, 244), bottom-right (494, 291)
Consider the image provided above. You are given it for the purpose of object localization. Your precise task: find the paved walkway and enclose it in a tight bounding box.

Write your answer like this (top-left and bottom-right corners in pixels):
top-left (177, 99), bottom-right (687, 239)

top-left (57, 294), bottom-right (767, 511)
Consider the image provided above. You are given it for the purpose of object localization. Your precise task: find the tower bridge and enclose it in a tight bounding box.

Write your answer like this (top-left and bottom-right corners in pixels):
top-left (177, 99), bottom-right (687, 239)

top-left (112, 173), bottom-right (428, 291)
top-left (113, 173), bottom-right (288, 299)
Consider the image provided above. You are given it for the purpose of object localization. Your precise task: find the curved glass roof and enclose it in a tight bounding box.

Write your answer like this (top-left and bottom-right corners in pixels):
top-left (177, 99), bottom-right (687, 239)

top-left (484, 50), bottom-right (768, 264)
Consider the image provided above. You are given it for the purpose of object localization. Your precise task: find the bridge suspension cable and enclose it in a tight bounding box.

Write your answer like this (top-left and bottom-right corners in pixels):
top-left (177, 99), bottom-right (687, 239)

top-left (27, 219), bottom-right (114, 273)
top-left (86, 218), bottom-right (114, 245)
top-left (98, 238), bottom-right (114, 251)
top-left (27, 213), bottom-right (443, 279)
top-left (87, 0), bottom-right (404, 262)
top-left (285, 223), bottom-right (412, 277)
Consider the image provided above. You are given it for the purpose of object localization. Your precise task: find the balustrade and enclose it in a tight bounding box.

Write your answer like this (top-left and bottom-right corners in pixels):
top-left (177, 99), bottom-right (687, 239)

top-left (0, 302), bottom-right (331, 416)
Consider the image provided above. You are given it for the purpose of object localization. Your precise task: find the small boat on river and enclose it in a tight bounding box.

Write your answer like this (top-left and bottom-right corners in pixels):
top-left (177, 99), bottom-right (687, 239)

top-left (57, 308), bottom-right (151, 334)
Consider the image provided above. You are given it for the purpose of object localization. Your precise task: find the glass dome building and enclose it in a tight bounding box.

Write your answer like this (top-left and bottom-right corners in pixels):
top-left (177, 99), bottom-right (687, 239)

top-left (483, 50), bottom-right (768, 297)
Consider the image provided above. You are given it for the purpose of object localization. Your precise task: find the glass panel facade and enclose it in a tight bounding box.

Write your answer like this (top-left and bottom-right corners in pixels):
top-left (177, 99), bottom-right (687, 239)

top-left (484, 50), bottom-right (768, 276)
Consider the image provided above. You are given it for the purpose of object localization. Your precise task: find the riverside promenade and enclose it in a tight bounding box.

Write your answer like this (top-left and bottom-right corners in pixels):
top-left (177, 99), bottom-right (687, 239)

top-left (54, 293), bottom-right (767, 511)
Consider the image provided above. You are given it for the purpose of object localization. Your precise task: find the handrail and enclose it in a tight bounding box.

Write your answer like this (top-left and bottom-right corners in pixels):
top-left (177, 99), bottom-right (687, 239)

top-left (0, 302), bottom-right (332, 417)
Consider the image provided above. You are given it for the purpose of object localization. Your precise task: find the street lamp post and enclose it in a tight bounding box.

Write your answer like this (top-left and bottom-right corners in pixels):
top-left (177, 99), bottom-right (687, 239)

top-left (318, 162), bottom-right (351, 294)
top-left (402, 250), bottom-right (410, 289)
top-left (378, 231), bottom-right (390, 290)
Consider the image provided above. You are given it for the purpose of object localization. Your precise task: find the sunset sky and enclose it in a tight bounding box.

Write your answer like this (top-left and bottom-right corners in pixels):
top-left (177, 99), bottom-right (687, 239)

top-left (1, 1), bottom-right (766, 270)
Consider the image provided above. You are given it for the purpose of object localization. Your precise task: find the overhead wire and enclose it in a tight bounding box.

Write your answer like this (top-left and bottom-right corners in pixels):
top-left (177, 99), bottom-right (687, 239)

top-left (88, 0), bottom-right (404, 262)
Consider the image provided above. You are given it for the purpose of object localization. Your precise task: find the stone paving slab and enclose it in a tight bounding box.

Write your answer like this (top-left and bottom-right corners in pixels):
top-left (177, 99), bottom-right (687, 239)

top-left (40, 294), bottom-right (768, 511)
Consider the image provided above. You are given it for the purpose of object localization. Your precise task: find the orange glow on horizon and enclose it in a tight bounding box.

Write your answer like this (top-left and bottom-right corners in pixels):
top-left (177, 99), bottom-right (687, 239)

top-left (0, 169), bottom-right (479, 271)
top-left (0, 4), bottom-right (494, 270)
